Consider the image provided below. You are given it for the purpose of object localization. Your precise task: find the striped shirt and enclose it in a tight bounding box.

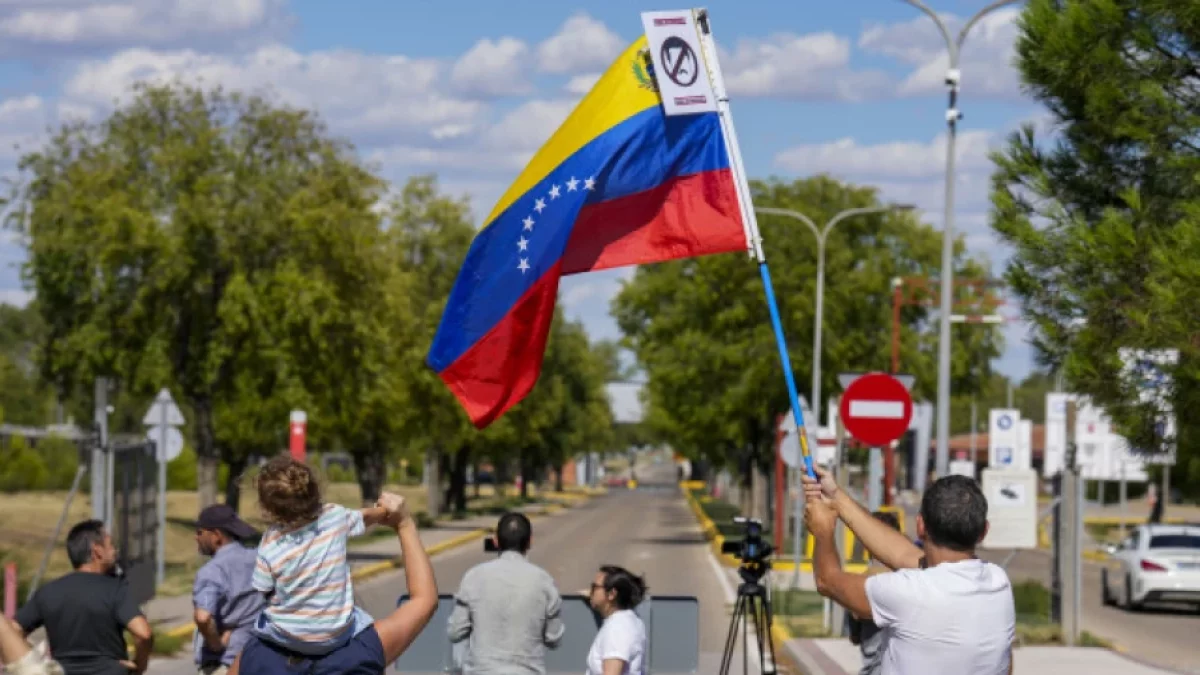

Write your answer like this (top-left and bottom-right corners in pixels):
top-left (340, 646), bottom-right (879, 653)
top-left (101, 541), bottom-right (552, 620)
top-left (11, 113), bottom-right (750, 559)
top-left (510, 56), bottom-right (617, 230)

top-left (252, 503), bottom-right (365, 646)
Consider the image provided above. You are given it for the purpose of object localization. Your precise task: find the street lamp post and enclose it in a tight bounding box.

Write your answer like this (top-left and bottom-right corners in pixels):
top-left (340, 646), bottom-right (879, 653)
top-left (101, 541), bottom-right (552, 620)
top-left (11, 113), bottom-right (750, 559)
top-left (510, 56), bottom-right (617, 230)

top-left (755, 203), bottom-right (914, 576)
top-left (901, 0), bottom-right (1024, 478)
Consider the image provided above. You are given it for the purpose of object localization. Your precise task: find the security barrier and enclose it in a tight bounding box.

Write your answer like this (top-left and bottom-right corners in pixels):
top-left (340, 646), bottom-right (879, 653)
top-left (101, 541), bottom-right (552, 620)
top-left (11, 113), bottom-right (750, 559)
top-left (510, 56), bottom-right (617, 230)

top-left (392, 594), bottom-right (699, 674)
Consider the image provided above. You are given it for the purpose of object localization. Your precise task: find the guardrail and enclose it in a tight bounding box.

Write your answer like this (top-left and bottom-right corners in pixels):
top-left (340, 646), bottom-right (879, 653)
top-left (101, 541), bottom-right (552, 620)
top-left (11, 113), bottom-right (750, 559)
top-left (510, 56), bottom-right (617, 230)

top-left (393, 594), bottom-right (699, 674)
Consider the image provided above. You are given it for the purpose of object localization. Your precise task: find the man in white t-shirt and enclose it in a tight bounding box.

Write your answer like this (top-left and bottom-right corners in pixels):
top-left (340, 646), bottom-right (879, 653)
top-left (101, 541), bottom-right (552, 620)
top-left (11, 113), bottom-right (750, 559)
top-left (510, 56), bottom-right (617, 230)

top-left (803, 468), bottom-right (1015, 675)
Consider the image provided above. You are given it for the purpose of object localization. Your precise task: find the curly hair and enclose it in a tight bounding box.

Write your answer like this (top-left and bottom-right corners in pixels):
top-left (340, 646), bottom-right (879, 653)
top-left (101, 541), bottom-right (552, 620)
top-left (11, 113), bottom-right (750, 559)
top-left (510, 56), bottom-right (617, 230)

top-left (256, 454), bottom-right (323, 530)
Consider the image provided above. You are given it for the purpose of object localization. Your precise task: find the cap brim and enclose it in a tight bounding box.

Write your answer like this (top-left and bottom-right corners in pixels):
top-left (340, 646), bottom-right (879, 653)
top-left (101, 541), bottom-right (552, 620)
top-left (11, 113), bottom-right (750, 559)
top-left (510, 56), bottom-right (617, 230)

top-left (225, 519), bottom-right (259, 540)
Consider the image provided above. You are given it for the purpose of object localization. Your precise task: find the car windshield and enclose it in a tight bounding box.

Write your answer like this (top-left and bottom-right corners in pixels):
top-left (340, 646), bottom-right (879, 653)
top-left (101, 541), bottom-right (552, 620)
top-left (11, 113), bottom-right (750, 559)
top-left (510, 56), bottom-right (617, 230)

top-left (1148, 534), bottom-right (1200, 549)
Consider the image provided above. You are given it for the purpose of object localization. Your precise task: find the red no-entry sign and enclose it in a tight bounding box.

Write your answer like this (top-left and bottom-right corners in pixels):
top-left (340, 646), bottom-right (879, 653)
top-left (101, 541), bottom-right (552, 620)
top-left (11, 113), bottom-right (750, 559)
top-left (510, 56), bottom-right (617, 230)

top-left (839, 372), bottom-right (913, 447)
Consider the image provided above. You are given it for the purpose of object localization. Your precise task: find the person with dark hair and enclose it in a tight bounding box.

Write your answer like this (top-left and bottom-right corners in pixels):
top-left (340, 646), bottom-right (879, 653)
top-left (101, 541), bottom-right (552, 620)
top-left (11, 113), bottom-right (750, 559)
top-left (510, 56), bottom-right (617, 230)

top-left (190, 504), bottom-right (266, 674)
top-left (16, 520), bottom-right (154, 675)
top-left (448, 512), bottom-right (564, 674)
top-left (585, 565), bottom-right (647, 675)
top-left (803, 468), bottom-right (1015, 674)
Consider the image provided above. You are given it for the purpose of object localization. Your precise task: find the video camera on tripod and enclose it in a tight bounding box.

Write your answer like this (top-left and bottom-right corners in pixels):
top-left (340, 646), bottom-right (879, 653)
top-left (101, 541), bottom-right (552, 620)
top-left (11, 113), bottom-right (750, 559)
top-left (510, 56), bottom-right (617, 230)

top-left (720, 517), bottom-right (773, 581)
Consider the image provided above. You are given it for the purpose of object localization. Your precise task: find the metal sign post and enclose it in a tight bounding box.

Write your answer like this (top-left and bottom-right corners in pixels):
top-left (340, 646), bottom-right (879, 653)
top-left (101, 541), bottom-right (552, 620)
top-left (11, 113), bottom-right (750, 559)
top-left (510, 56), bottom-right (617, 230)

top-left (143, 389), bottom-right (184, 588)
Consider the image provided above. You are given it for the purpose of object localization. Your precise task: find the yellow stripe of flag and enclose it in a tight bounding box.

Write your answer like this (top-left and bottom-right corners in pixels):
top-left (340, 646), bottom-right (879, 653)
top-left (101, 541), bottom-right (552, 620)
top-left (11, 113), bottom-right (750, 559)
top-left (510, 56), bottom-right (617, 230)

top-left (482, 36), bottom-right (660, 228)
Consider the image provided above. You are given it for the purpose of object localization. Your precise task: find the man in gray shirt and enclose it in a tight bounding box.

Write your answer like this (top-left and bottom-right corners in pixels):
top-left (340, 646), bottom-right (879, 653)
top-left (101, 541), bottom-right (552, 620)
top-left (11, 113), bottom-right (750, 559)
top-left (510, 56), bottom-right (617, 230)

top-left (449, 512), bottom-right (565, 674)
top-left (191, 504), bottom-right (265, 674)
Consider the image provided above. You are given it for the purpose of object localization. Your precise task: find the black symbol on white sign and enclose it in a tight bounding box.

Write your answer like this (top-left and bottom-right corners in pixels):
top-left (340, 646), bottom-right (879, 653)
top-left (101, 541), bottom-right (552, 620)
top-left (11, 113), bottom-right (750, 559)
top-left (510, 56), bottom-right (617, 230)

top-left (659, 36), bottom-right (699, 87)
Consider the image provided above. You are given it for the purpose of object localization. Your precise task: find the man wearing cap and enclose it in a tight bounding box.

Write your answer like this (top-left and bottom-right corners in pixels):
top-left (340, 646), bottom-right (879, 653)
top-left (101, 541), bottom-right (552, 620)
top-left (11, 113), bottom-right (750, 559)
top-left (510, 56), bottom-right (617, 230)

top-left (191, 504), bottom-right (265, 674)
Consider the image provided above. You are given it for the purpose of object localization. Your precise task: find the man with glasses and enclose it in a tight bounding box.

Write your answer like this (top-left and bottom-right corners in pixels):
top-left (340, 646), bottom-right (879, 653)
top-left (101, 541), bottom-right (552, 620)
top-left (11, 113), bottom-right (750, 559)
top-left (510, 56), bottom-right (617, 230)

top-left (448, 512), bottom-right (565, 674)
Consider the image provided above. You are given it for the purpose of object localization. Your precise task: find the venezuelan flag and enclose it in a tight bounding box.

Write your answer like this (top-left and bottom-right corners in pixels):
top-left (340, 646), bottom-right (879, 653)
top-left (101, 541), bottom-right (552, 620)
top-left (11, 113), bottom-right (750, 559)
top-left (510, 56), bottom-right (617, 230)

top-left (428, 36), bottom-right (749, 428)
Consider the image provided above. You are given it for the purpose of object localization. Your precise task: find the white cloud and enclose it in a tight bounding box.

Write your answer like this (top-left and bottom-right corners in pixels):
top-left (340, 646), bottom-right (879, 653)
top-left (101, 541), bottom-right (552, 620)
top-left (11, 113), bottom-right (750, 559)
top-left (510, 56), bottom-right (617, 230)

top-left (564, 73), bottom-right (600, 95)
top-left (0, 0), bottom-right (290, 53)
top-left (719, 32), bottom-right (892, 101)
top-left (62, 45), bottom-right (483, 143)
top-left (482, 99), bottom-right (575, 152)
top-left (0, 289), bottom-right (31, 307)
top-left (536, 13), bottom-right (625, 75)
top-left (450, 37), bottom-right (532, 97)
top-left (0, 94), bottom-right (47, 161)
top-left (774, 130), bottom-right (998, 181)
top-left (858, 8), bottom-right (1022, 99)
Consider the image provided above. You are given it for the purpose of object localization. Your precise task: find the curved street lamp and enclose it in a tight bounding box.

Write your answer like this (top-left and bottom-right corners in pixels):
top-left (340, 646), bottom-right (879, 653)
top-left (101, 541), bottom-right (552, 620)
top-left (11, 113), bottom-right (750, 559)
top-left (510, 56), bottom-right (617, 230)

top-left (900, 0), bottom-right (1025, 477)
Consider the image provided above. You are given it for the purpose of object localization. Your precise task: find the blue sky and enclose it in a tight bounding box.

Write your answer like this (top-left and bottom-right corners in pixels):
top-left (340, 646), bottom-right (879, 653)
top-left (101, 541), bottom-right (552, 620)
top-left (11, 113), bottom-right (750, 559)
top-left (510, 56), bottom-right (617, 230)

top-left (0, 0), bottom-right (1049, 420)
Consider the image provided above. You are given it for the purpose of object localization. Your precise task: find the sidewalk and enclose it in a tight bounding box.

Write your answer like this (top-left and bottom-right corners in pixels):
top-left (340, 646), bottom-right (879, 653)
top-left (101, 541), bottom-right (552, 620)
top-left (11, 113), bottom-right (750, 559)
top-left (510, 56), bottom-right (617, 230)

top-left (782, 638), bottom-right (1184, 674)
top-left (143, 501), bottom-right (573, 635)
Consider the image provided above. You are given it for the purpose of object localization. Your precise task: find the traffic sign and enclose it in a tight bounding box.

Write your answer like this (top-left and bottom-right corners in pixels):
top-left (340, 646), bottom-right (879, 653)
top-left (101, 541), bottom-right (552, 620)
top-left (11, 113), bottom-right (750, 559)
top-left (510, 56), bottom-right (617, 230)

top-left (838, 372), bottom-right (913, 447)
top-left (142, 388), bottom-right (184, 427)
top-left (145, 426), bottom-right (184, 462)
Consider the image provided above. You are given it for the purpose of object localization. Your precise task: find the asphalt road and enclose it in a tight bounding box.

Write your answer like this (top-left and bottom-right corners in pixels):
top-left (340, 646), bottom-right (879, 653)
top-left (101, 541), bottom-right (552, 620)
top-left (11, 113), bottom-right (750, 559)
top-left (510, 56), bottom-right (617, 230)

top-left (150, 461), bottom-right (754, 674)
top-left (353, 463), bottom-right (751, 673)
top-left (978, 547), bottom-right (1200, 674)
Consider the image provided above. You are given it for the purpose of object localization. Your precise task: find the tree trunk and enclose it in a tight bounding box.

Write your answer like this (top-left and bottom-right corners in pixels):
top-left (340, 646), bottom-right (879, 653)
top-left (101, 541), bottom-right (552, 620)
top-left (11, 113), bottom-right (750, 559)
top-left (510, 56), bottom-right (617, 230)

top-left (353, 452), bottom-right (385, 506)
top-left (554, 462), bottom-right (564, 492)
top-left (495, 459), bottom-right (510, 496)
top-left (446, 446), bottom-right (469, 514)
top-left (472, 459), bottom-right (481, 499)
top-left (195, 403), bottom-right (218, 508)
top-left (223, 455), bottom-right (247, 512)
top-left (425, 448), bottom-right (442, 519)
top-left (519, 449), bottom-right (530, 499)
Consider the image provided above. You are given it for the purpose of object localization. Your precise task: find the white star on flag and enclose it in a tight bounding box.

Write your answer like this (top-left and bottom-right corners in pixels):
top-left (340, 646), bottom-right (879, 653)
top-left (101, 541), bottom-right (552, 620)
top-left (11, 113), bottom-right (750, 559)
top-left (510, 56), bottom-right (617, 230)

top-left (549, 184), bottom-right (561, 199)
top-left (584, 176), bottom-right (596, 190)
top-left (518, 258), bottom-right (530, 274)
top-left (534, 198), bottom-right (546, 213)
top-left (517, 236), bottom-right (529, 251)
top-left (566, 177), bottom-right (579, 192)
top-left (523, 216), bottom-right (534, 231)
top-left (516, 172), bottom-right (598, 274)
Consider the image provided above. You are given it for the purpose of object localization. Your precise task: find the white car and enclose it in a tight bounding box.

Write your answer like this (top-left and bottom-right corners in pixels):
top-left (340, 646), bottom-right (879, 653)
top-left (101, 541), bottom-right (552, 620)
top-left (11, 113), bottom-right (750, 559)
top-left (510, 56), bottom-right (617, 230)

top-left (1101, 523), bottom-right (1200, 610)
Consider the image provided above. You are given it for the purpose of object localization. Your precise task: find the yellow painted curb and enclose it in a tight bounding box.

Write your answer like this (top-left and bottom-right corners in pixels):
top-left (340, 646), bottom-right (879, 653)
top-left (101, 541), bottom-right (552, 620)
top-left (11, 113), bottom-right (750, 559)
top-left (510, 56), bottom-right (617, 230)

top-left (159, 498), bottom-right (590, 641)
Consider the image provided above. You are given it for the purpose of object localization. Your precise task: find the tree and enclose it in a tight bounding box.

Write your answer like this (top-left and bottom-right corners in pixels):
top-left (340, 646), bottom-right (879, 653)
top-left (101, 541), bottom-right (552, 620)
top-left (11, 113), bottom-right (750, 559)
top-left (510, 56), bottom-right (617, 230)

top-left (384, 175), bottom-right (479, 517)
top-left (614, 176), bottom-right (1001, 506)
top-left (991, 0), bottom-right (1200, 496)
top-left (5, 82), bottom-right (386, 509)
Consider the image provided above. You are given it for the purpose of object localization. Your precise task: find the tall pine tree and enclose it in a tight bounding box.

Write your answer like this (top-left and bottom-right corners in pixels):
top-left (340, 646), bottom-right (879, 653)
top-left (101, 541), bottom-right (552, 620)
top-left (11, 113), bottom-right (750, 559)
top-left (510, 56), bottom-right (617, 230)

top-left (990, 0), bottom-right (1200, 497)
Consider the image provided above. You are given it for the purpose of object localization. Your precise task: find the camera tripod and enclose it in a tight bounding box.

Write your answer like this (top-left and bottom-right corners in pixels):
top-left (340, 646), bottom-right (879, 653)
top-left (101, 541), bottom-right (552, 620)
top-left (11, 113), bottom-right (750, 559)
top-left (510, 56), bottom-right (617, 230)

top-left (718, 565), bottom-right (777, 675)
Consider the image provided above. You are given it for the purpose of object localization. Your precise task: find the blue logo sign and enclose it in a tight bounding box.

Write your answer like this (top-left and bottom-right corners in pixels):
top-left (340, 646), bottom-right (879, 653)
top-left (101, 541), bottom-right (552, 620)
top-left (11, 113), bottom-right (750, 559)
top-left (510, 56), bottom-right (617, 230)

top-left (998, 448), bottom-right (1013, 465)
top-left (997, 415), bottom-right (1013, 430)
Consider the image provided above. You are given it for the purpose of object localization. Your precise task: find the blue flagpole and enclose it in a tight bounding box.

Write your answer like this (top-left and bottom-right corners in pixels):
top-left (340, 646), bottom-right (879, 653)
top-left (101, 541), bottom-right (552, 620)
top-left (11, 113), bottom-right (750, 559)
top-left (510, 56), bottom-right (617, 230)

top-left (758, 262), bottom-right (817, 480)
top-left (693, 10), bottom-right (818, 481)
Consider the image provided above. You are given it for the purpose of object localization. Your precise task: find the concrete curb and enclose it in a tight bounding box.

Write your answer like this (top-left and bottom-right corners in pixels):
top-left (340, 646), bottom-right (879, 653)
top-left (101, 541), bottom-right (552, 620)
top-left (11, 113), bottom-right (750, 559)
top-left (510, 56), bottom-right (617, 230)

top-left (160, 500), bottom-right (580, 641)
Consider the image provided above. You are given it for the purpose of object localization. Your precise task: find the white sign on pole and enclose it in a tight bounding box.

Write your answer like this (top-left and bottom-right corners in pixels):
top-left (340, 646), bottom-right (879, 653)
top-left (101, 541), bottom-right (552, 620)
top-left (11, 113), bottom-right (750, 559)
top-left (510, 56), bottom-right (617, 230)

top-left (949, 459), bottom-right (976, 479)
top-left (981, 468), bottom-right (1038, 549)
top-left (1017, 419), bottom-right (1033, 471)
top-left (1076, 399), bottom-right (1108, 476)
top-left (988, 409), bottom-right (1021, 468)
top-left (143, 386), bottom-right (185, 590)
top-left (640, 10), bottom-right (719, 117)
top-left (145, 427), bottom-right (184, 462)
top-left (1119, 348), bottom-right (1179, 466)
top-left (142, 388), bottom-right (185, 428)
top-left (1043, 392), bottom-right (1071, 477)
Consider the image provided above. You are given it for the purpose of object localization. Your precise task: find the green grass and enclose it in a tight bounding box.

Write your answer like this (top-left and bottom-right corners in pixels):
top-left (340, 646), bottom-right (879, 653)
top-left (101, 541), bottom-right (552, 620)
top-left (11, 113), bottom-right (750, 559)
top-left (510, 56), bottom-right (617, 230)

top-left (770, 588), bottom-right (831, 638)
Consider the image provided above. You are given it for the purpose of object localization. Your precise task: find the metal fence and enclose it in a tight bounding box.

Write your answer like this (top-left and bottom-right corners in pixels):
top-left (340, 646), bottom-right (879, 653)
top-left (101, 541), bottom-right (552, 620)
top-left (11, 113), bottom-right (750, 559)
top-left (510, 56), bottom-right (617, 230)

top-left (110, 441), bottom-right (159, 607)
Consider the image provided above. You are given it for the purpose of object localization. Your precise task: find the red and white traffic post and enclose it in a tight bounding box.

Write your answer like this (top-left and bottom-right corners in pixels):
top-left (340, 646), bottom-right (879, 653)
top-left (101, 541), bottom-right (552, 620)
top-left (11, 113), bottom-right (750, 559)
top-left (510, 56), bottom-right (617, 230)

top-left (839, 372), bottom-right (914, 507)
top-left (289, 410), bottom-right (307, 462)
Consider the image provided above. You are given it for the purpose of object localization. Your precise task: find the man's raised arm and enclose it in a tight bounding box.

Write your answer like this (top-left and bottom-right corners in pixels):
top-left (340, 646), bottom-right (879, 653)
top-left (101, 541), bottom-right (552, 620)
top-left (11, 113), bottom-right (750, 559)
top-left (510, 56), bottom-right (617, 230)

top-left (803, 465), bottom-right (923, 571)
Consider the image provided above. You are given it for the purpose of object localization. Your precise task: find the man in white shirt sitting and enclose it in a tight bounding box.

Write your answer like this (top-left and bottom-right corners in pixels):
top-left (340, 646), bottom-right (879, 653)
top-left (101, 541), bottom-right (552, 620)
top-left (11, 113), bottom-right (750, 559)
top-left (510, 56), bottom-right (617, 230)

top-left (803, 468), bottom-right (1015, 675)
